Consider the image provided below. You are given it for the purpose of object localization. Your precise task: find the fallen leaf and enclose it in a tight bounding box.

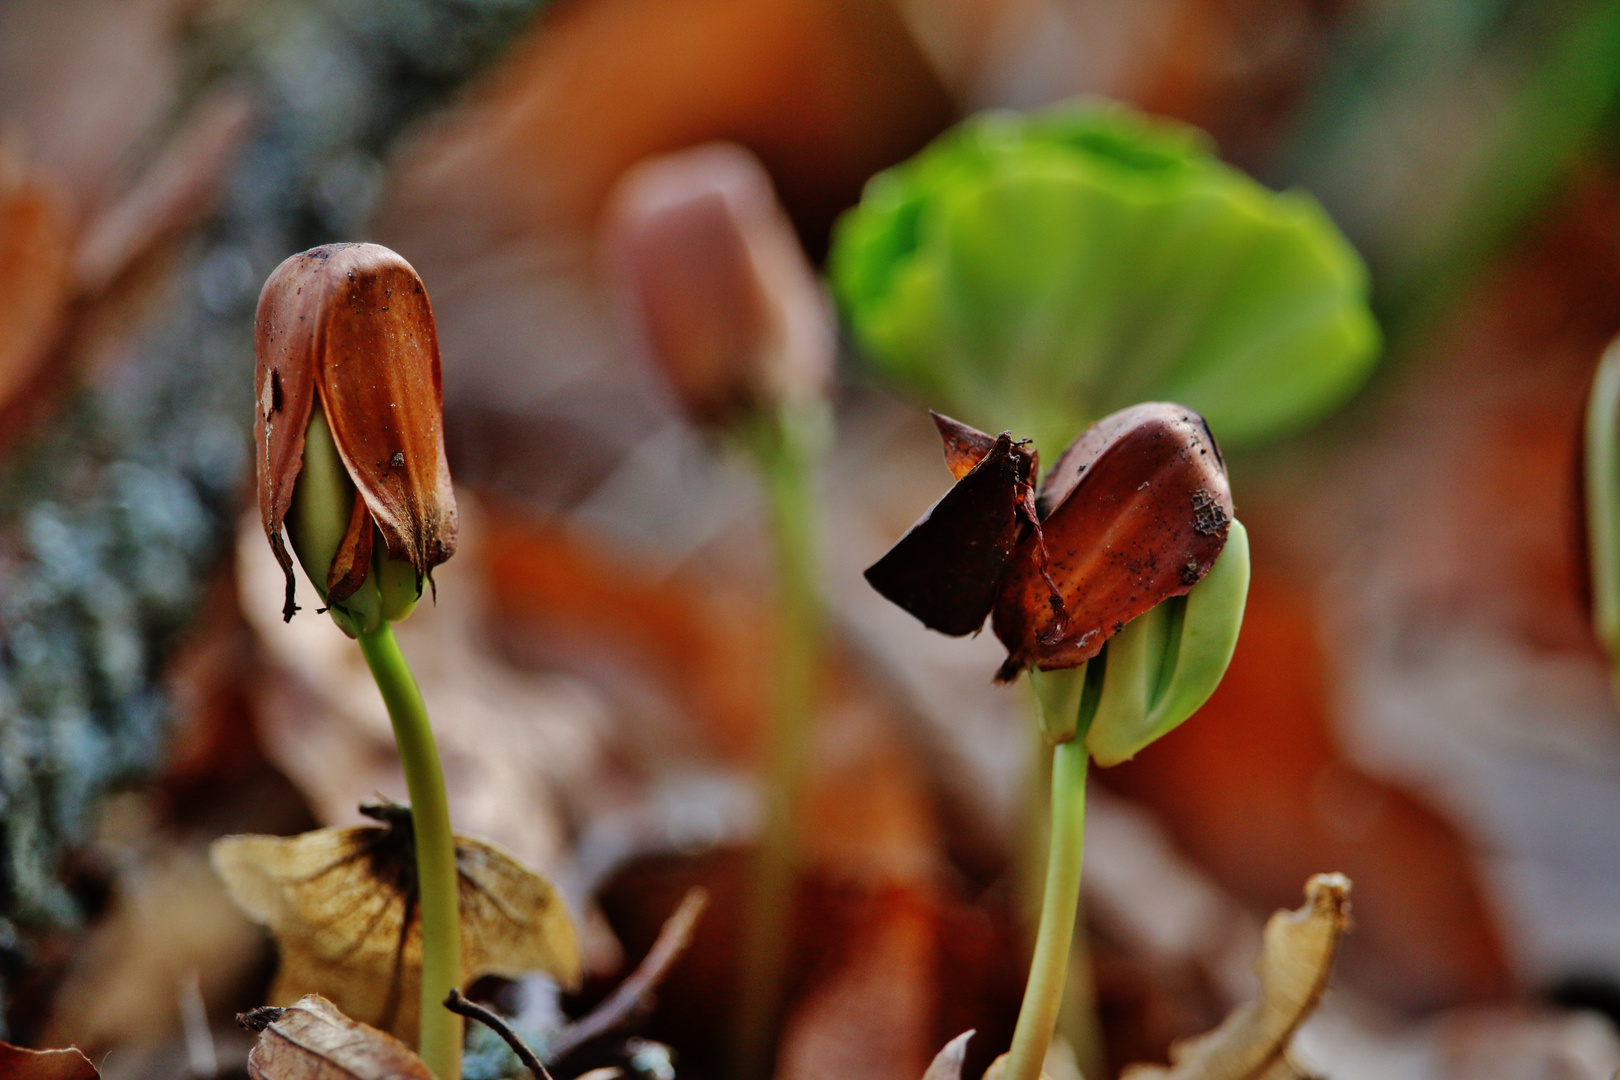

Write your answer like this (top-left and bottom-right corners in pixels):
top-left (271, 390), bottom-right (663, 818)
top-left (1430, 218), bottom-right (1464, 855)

top-left (775, 885), bottom-right (936, 1080)
top-left (213, 803), bottom-right (581, 1044)
top-left (240, 994), bottom-right (433, 1080)
top-left (0, 1042), bottom-right (98, 1080)
top-left (921, 1031), bottom-right (974, 1080)
top-left (72, 91), bottom-right (253, 294)
top-left (0, 139), bottom-right (71, 413)
top-left (1121, 873), bottom-right (1351, 1080)
top-left (39, 841), bottom-right (264, 1058)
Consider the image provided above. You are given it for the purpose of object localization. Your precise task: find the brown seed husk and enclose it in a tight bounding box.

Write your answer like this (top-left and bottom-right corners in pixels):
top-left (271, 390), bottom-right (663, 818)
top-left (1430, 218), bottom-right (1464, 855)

top-left (604, 143), bottom-right (832, 428)
top-left (212, 810), bottom-right (579, 1045)
top-left (865, 426), bottom-right (1038, 637)
top-left (993, 403), bottom-right (1231, 679)
top-left (256, 243), bottom-right (457, 619)
top-left (932, 412), bottom-right (1000, 481)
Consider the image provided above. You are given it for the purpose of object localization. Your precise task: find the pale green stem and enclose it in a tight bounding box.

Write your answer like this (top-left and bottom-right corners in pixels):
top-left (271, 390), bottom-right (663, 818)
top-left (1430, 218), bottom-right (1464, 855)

top-left (730, 406), bottom-right (824, 1080)
top-left (358, 624), bottom-right (463, 1080)
top-left (1005, 736), bottom-right (1089, 1080)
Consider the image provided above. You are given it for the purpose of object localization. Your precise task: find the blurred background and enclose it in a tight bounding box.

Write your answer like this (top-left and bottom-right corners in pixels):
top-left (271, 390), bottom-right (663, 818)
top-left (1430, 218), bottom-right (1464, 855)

top-left (3, 0), bottom-right (1620, 1076)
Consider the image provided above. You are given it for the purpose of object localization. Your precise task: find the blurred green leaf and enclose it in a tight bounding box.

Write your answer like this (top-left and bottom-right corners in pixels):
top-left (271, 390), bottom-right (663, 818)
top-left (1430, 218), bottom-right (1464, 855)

top-left (830, 102), bottom-right (1381, 453)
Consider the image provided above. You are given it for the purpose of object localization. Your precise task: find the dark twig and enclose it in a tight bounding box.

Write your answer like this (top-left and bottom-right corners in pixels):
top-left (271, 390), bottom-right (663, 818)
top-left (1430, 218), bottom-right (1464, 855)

top-left (549, 887), bottom-right (709, 1063)
top-left (445, 989), bottom-right (556, 1080)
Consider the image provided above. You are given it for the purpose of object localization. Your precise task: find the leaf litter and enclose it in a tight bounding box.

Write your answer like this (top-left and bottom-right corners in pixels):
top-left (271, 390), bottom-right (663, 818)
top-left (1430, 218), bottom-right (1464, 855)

top-left (212, 800), bottom-right (580, 1045)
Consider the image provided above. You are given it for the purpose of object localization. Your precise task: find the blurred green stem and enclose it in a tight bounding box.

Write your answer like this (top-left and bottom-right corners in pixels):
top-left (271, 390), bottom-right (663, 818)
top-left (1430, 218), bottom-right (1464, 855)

top-left (358, 624), bottom-right (463, 1080)
top-left (1006, 729), bottom-right (1090, 1080)
top-left (731, 404), bottom-right (826, 1080)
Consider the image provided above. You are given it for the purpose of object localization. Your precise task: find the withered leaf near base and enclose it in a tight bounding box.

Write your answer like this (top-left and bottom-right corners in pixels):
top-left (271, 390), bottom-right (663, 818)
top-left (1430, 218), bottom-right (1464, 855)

top-left (865, 421), bottom-right (1039, 637)
top-left (241, 994), bottom-right (433, 1080)
top-left (256, 243), bottom-right (457, 617)
top-left (993, 404), bottom-right (1230, 679)
top-left (1121, 873), bottom-right (1351, 1080)
top-left (919, 1030), bottom-right (975, 1080)
top-left (0, 1042), bottom-right (99, 1080)
top-left (212, 804), bottom-right (580, 1045)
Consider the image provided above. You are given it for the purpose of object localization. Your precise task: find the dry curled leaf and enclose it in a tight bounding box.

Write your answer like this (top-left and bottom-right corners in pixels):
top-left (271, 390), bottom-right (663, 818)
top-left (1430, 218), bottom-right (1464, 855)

top-left (920, 1030), bottom-right (974, 1080)
top-left (0, 1041), bottom-right (99, 1080)
top-left (213, 803), bottom-right (580, 1044)
top-left (240, 994), bottom-right (433, 1080)
top-left (1122, 873), bottom-right (1351, 1080)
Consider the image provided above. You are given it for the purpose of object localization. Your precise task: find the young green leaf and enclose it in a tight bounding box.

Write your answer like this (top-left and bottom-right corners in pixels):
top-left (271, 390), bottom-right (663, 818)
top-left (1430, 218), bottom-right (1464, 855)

top-left (1086, 520), bottom-right (1250, 767)
top-left (830, 102), bottom-right (1380, 451)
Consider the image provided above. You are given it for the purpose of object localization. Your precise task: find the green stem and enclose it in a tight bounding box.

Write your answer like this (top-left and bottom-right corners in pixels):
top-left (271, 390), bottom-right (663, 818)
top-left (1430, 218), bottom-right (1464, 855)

top-left (358, 623), bottom-right (463, 1080)
top-left (1005, 737), bottom-right (1089, 1080)
top-left (730, 406), bottom-right (824, 1080)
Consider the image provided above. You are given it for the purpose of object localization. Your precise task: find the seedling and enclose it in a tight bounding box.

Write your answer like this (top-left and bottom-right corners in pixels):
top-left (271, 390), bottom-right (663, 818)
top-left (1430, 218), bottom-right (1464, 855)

top-left (866, 402), bottom-right (1247, 1080)
top-left (254, 243), bottom-right (463, 1080)
top-left (603, 143), bottom-right (834, 1080)
top-left (832, 102), bottom-right (1378, 1077)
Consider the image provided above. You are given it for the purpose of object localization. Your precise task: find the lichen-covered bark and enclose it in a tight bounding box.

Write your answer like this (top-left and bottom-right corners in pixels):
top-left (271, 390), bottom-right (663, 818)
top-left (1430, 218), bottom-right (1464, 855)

top-left (0, 0), bottom-right (547, 1014)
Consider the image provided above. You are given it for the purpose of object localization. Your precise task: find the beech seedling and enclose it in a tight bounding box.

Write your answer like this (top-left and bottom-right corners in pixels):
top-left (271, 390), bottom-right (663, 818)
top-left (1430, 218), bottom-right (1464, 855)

top-left (250, 243), bottom-right (465, 1080)
top-left (604, 143), bottom-right (835, 1080)
top-left (868, 404), bottom-right (1248, 760)
top-left (866, 402), bottom-right (1249, 1080)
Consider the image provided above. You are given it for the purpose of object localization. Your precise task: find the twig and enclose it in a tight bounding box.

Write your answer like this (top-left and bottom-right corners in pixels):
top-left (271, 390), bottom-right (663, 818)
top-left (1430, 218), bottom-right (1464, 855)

top-left (445, 990), bottom-right (556, 1080)
top-left (549, 887), bottom-right (709, 1063)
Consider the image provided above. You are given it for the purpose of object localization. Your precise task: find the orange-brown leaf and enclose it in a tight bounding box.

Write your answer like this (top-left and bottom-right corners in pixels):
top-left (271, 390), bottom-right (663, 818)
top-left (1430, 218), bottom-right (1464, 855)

top-left (0, 145), bottom-right (71, 416)
top-left (0, 1042), bottom-right (99, 1080)
top-left (326, 493), bottom-right (375, 604)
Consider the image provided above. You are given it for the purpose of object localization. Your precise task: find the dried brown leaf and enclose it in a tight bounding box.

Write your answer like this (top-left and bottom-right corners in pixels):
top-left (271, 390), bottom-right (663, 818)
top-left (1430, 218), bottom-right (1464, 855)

top-left (241, 994), bottom-right (433, 1080)
top-left (0, 1042), bottom-right (99, 1080)
top-left (73, 93), bottom-right (253, 294)
top-left (1122, 873), bottom-right (1351, 1080)
top-left (920, 1031), bottom-right (974, 1080)
top-left (212, 808), bottom-right (580, 1044)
